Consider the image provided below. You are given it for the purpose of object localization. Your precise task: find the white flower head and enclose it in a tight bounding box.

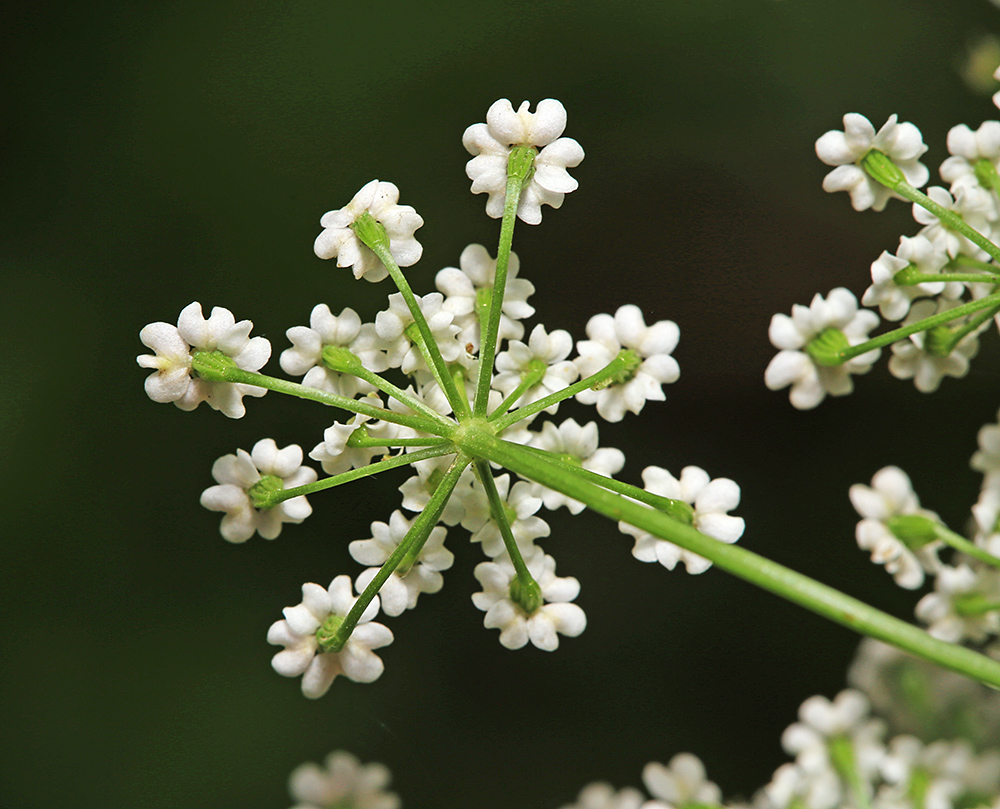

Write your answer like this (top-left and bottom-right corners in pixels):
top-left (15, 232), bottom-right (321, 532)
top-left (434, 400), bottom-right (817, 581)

top-left (435, 243), bottom-right (535, 351)
top-left (309, 394), bottom-right (398, 475)
top-left (199, 438), bottom-right (316, 543)
top-left (267, 575), bottom-right (393, 699)
top-left (471, 553), bottom-right (586, 650)
top-left (815, 113), bottom-right (929, 211)
top-left (619, 465), bottom-right (744, 574)
top-left (915, 564), bottom-right (1000, 643)
top-left (280, 304), bottom-right (388, 397)
top-left (313, 180), bottom-right (423, 282)
top-left (574, 305), bottom-right (680, 422)
top-left (765, 288), bottom-right (880, 410)
top-left (528, 418), bottom-right (626, 514)
top-left (558, 782), bottom-right (645, 809)
top-left (288, 750), bottom-right (400, 809)
top-left (375, 291), bottom-right (462, 373)
top-left (351, 510), bottom-right (453, 617)
top-left (137, 302), bottom-right (270, 418)
top-left (493, 323), bottom-right (580, 414)
top-left (887, 299), bottom-right (981, 393)
top-left (862, 234), bottom-right (952, 322)
top-left (913, 186), bottom-right (993, 260)
top-left (848, 466), bottom-right (943, 589)
top-left (642, 754), bottom-right (721, 808)
top-left (972, 409), bottom-right (1000, 479)
top-left (463, 98), bottom-right (585, 224)
top-left (461, 473), bottom-right (550, 560)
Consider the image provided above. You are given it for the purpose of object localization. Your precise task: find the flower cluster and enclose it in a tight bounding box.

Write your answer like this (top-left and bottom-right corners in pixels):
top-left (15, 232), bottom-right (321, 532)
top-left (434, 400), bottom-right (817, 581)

top-left (767, 111), bottom-right (1000, 409)
top-left (137, 98), bottom-right (745, 699)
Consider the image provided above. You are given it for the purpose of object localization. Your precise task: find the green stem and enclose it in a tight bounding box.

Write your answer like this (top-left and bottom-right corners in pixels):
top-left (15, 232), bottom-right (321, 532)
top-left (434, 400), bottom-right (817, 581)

top-left (364, 239), bottom-right (471, 420)
top-left (491, 363), bottom-right (547, 419)
top-left (192, 354), bottom-right (451, 435)
top-left (253, 445), bottom-right (455, 508)
top-left (894, 180), bottom-right (1000, 265)
top-left (349, 433), bottom-right (452, 449)
top-left (900, 272), bottom-right (999, 286)
top-left (951, 255), bottom-right (1000, 274)
top-left (936, 525), bottom-right (1000, 572)
top-left (838, 292), bottom-right (1000, 362)
top-left (474, 151), bottom-right (530, 418)
top-left (324, 452), bottom-right (472, 652)
top-left (348, 362), bottom-right (456, 429)
top-left (473, 460), bottom-right (535, 583)
top-left (456, 429), bottom-right (1000, 688)
top-left (491, 354), bottom-right (628, 431)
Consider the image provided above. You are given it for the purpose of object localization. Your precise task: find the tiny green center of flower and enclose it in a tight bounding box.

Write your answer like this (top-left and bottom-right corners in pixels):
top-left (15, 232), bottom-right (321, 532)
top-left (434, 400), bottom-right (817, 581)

top-left (886, 514), bottom-right (940, 549)
top-left (321, 345), bottom-right (364, 374)
top-left (316, 613), bottom-right (346, 652)
top-left (190, 349), bottom-right (237, 381)
top-left (953, 592), bottom-right (1000, 617)
top-left (974, 157), bottom-right (999, 190)
top-left (805, 327), bottom-right (850, 367)
top-left (891, 263), bottom-right (923, 287)
top-left (508, 145), bottom-right (538, 186)
top-left (861, 148), bottom-right (905, 189)
top-left (350, 210), bottom-right (390, 253)
top-left (592, 349), bottom-right (642, 390)
top-left (509, 575), bottom-right (543, 615)
top-left (248, 474), bottom-right (284, 509)
top-left (924, 325), bottom-right (956, 357)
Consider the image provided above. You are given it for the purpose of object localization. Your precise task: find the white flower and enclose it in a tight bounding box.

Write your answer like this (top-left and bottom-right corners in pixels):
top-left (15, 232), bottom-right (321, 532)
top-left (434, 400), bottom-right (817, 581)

top-left (527, 418), bottom-right (626, 514)
top-left (280, 304), bottom-right (388, 397)
top-left (558, 782), bottom-right (645, 809)
top-left (877, 736), bottom-right (977, 809)
top-left (137, 301), bottom-right (270, 418)
top-left (973, 480), bottom-right (1000, 557)
top-left (350, 510), bottom-right (453, 616)
top-left (642, 754), bottom-right (721, 809)
top-left (912, 186), bottom-right (993, 260)
top-left (972, 409), bottom-right (1000, 479)
top-left (375, 291), bottom-right (462, 373)
top-left (435, 243), bottom-right (535, 351)
top-left (574, 305), bottom-right (680, 422)
top-left (471, 553), bottom-right (586, 650)
top-left (493, 324), bottom-right (579, 414)
top-left (314, 180), bottom-right (423, 282)
top-left (765, 288), bottom-right (880, 410)
top-left (461, 473), bottom-right (550, 559)
top-left (848, 466), bottom-right (943, 589)
top-left (915, 564), bottom-right (1000, 643)
top-left (887, 299), bottom-right (981, 393)
top-left (815, 113), bottom-right (929, 211)
top-left (764, 762), bottom-right (842, 809)
top-left (288, 750), bottom-right (400, 809)
top-left (862, 234), bottom-right (952, 322)
top-left (941, 121), bottom-right (1000, 221)
top-left (267, 575), bottom-right (393, 698)
top-left (463, 98), bottom-right (585, 224)
top-left (398, 454), bottom-right (476, 527)
top-left (199, 439), bottom-right (316, 543)
top-left (618, 465), bottom-right (744, 574)
top-left (782, 690), bottom-right (886, 790)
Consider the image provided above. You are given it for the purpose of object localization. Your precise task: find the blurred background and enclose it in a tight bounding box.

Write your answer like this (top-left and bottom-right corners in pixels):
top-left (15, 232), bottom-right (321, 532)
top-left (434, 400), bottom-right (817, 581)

top-left (4, 0), bottom-right (1000, 806)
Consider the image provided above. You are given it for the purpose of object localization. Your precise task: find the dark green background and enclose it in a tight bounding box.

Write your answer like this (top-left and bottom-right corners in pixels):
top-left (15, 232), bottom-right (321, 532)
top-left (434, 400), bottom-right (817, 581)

top-left (5, 1), bottom-right (1000, 807)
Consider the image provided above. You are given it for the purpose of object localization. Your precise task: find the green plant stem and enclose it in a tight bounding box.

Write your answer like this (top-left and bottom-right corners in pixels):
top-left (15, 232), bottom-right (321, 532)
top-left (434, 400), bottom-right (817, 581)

top-left (936, 525), bottom-right (1000, 572)
top-left (455, 429), bottom-right (1000, 688)
top-left (199, 358), bottom-right (450, 435)
top-left (348, 363), bottom-right (456, 428)
top-left (491, 354), bottom-right (628, 431)
top-left (952, 255), bottom-right (1000, 273)
top-left (894, 181), bottom-right (1000, 265)
top-left (255, 446), bottom-right (455, 507)
top-left (474, 172), bottom-right (525, 418)
top-left (900, 272), bottom-right (999, 286)
top-left (473, 459), bottom-right (536, 588)
top-left (365, 241), bottom-right (471, 420)
top-left (491, 364), bottom-right (547, 419)
top-left (349, 434), bottom-right (452, 449)
top-left (325, 452), bottom-right (472, 653)
top-left (838, 292), bottom-right (1000, 362)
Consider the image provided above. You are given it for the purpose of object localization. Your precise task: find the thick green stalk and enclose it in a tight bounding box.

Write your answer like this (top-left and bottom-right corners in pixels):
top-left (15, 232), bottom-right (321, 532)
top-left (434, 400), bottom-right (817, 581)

top-left (456, 429), bottom-right (1000, 688)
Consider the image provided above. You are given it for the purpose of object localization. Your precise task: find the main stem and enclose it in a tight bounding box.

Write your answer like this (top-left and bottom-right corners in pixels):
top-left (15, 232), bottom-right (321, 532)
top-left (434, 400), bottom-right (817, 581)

top-left (457, 430), bottom-right (1000, 688)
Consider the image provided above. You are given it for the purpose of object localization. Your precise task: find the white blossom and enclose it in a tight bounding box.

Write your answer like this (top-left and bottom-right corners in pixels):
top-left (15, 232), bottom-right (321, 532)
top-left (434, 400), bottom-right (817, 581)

top-left (913, 186), bottom-right (992, 260)
top-left (350, 510), bottom-right (453, 616)
top-left (618, 465), bottom-right (744, 574)
top-left (574, 305), bottom-right (680, 422)
top-left (398, 454), bottom-right (476, 527)
top-left (463, 98), bottom-right (584, 224)
top-left (887, 299), bottom-right (981, 393)
top-left (435, 243), bottom-right (535, 351)
top-left (280, 304), bottom-right (388, 397)
top-left (642, 754), bottom-right (722, 808)
top-left (461, 473), bottom-right (550, 559)
top-left (309, 394), bottom-right (400, 475)
top-left (471, 553), bottom-right (586, 650)
top-left (973, 479), bottom-right (1000, 557)
top-left (199, 438), bottom-right (316, 543)
top-left (375, 291), bottom-right (462, 373)
top-left (848, 466), bottom-right (943, 589)
top-left (941, 121), bottom-right (1000, 222)
top-left (915, 564), bottom-right (1000, 643)
top-left (765, 288), bottom-right (880, 410)
top-left (877, 737), bottom-right (983, 809)
top-left (815, 113), bottom-right (928, 211)
top-left (493, 324), bottom-right (579, 414)
top-left (288, 750), bottom-right (400, 809)
top-left (972, 408), bottom-right (1000, 480)
top-left (314, 180), bottom-right (423, 282)
top-left (267, 576), bottom-right (393, 699)
top-left (764, 761), bottom-right (842, 809)
top-left (137, 301), bottom-right (270, 418)
top-left (862, 234), bottom-right (953, 322)
top-left (527, 418), bottom-right (626, 514)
